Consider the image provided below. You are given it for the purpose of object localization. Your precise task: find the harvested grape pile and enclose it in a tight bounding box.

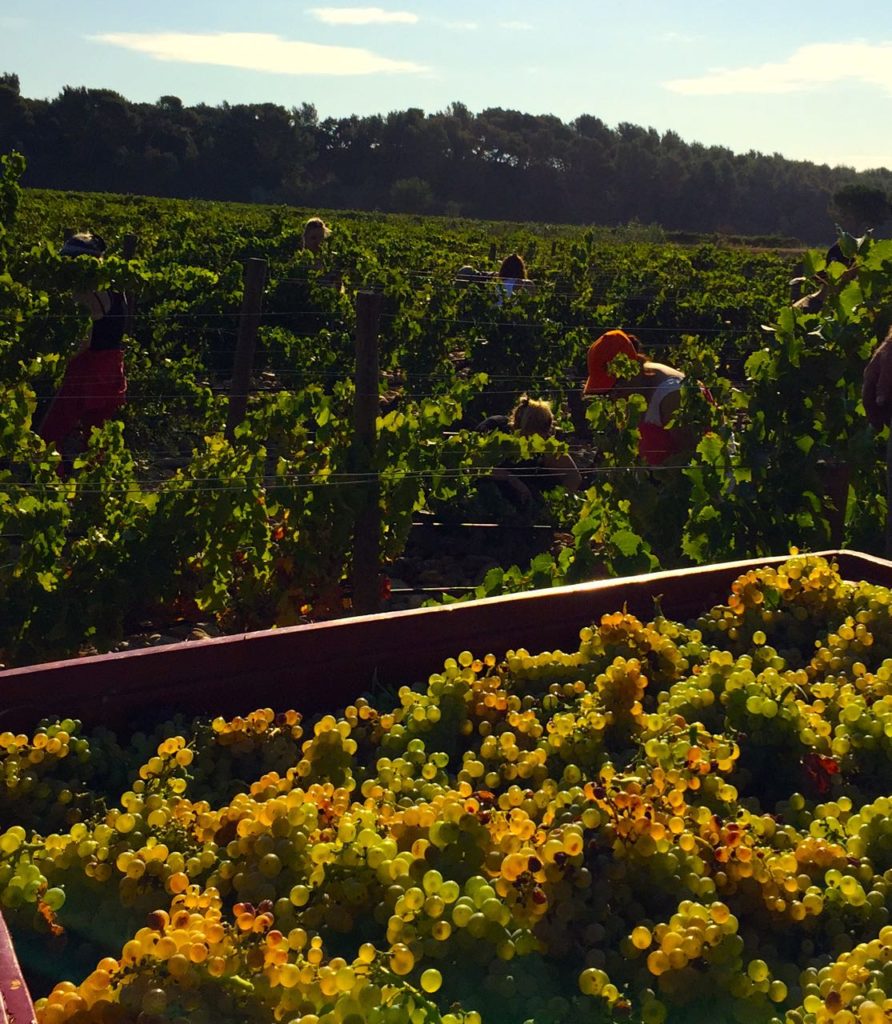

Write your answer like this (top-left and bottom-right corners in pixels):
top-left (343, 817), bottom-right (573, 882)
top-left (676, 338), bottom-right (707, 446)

top-left (5, 554), bottom-right (892, 1024)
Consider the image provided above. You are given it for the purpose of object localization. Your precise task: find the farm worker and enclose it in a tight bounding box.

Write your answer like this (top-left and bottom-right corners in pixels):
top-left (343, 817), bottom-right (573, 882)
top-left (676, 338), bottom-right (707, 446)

top-left (478, 395), bottom-right (581, 507)
top-left (302, 216), bottom-right (331, 254)
top-left (495, 253), bottom-right (536, 303)
top-left (455, 264), bottom-right (493, 286)
top-left (38, 232), bottom-right (128, 462)
top-left (861, 318), bottom-right (892, 429)
top-left (301, 216), bottom-right (342, 291)
top-left (792, 241), bottom-right (858, 313)
top-left (583, 329), bottom-right (700, 466)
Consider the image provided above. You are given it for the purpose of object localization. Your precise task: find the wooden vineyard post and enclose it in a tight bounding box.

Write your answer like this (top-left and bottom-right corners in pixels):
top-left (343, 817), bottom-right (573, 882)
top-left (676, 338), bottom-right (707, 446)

top-left (567, 385), bottom-right (591, 438)
top-left (488, 242), bottom-right (498, 263)
top-left (225, 258), bottom-right (267, 441)
top-left (817, 460), bottom-right (850, 550)
top-left (352, 290), bottom-right (383, 615)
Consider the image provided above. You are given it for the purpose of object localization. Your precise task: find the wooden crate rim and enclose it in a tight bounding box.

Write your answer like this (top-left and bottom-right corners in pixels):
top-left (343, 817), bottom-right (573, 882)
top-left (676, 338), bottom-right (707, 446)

top-left (2, 548), bottom-right (889, 683)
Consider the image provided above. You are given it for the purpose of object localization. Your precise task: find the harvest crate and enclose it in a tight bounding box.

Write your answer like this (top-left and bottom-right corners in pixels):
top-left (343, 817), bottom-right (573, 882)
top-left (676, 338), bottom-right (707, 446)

top-left (0, 911), bottom-right (35, 1024)
top-left (2, 549), bottom-right (892, 733)
top-left (2, 548), bottom-right (892, 1021)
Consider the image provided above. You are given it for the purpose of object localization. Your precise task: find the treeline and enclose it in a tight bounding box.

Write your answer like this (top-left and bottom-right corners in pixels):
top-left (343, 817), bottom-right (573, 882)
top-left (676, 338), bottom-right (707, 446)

top-left (2, 73), bottom-right (892, 242)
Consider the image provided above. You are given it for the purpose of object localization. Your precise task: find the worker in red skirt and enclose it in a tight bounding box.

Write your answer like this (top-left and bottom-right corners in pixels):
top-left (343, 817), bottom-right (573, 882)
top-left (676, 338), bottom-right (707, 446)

top-left (38, 233), bottom-right (129, 464)
top-left (583, 329), bottom-right (712, 466)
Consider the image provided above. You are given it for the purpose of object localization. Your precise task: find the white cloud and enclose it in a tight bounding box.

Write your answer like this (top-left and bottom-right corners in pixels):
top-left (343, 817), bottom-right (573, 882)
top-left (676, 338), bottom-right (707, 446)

top-left (661, 31), bottom-right (699, 44)
top-left (439, 20), bottom-right (479, 31)
top-left (664, 41), bottom-right (892, 96)
top-left (307, 7), bottom-right (418, 25)
top-left (92, 31), bottom-right (426, 75)
top-left (500, 20), bottom-right (533, 31)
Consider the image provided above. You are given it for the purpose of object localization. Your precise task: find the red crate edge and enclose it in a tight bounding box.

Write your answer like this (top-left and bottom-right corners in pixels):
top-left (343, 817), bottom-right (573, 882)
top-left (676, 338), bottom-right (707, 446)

top-left (1, 549), bottom-right (891, 734)
top-left (0, 911), bottom-right (36, 1024)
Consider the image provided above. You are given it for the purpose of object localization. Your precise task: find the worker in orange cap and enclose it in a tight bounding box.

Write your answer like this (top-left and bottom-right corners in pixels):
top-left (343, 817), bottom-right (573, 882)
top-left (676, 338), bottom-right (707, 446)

top-left (583, 329), bottom-right (698, 466)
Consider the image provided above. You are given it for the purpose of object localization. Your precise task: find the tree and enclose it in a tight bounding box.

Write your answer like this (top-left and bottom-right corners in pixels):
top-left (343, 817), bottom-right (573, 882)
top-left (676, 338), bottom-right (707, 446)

top-left (831, 183), bottom-right (891, 233)
top-left (5, 78), bottom-right (892, 239)
top-left (389, 177), bottom-right (433, 214)
top-left (0, 73), bottom-right (28, 152)
top-left (157, 95), bottom-right (183, 113)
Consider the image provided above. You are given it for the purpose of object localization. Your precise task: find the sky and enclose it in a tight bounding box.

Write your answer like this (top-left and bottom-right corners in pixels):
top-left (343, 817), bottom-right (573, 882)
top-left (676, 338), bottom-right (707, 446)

top-left (2, 1), bottom-right (892, 171)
